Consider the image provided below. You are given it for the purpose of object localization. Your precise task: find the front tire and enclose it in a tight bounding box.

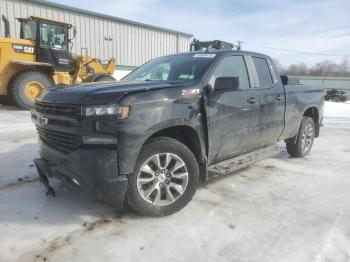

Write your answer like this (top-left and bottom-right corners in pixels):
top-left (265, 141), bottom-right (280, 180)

top-left (11, 71), bottom-right (53, 110)
top-left (127, 137), bottom-right (199, 216)
top-left (286, 116), bottom-right (315, 157)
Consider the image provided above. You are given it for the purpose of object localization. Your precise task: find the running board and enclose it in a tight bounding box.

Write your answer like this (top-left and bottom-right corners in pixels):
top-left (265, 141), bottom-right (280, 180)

top-left (208, 144), bottom-right (280, 176)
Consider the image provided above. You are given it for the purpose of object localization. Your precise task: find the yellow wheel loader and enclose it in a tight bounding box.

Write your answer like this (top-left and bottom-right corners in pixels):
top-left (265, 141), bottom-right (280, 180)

top-left (0, 15), bottom-right (116, 109)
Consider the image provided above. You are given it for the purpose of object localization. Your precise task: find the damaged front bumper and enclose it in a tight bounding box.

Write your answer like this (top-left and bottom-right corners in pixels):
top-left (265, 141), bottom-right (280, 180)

top-left (34, 140), bottom-right (128, 209)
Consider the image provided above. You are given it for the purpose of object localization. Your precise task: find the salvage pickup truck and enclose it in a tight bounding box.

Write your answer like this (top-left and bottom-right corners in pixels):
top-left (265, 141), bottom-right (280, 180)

top-left (32, 50), bottom-right (324, 216)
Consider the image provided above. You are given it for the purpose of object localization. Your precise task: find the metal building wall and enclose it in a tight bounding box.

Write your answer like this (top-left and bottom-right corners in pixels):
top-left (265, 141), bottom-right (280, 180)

top-left (0, 0), bottom-right (192, 67)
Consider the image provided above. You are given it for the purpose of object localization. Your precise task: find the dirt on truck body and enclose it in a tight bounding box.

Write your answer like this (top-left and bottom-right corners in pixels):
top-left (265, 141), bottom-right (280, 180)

top-left (32, 49), bottom-right (324, 216)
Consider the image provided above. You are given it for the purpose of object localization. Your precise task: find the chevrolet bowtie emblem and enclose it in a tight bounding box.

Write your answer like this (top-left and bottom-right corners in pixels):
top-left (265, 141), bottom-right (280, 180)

top-left (38, 116), bottom-right (48, 126)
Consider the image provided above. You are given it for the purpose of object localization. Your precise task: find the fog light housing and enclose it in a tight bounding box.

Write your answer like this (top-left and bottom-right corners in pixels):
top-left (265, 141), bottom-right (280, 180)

top-left (82, 136), bottom-right (118, 144)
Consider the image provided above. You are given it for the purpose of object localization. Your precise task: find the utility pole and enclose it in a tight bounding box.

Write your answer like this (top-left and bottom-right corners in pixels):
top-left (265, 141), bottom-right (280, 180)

top-left (237, 41), bottom-right (242, 50)
top-left (234, 40), bottom-right (242, 50)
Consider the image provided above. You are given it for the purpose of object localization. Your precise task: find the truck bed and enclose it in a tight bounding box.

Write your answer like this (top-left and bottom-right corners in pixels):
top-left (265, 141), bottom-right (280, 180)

top-left (281, 84), bottom-right (324, 140)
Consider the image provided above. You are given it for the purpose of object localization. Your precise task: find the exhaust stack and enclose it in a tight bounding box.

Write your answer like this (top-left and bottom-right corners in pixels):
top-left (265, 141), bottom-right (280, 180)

top-left (2, 15), bottom-right (10, 38)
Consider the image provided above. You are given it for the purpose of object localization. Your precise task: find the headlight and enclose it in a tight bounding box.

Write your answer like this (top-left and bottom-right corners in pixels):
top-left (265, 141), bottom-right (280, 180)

top-left (83, 104), bottom-right (130, 119)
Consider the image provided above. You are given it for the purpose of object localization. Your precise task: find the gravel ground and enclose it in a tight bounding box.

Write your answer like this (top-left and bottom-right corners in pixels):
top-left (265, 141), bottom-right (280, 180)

top-left (0, 102), bottom-right (349, 262)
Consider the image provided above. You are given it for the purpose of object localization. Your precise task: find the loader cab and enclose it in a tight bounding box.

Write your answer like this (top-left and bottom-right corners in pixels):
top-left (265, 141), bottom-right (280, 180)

top-left (18, 16), bottom-right (75, 72)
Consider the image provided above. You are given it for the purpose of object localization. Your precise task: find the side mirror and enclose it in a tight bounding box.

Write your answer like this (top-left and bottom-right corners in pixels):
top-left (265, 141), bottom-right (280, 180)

top-left (281, 75), bottom-right (288, 85)
top-left (214, 77), bottom-right (239, 91)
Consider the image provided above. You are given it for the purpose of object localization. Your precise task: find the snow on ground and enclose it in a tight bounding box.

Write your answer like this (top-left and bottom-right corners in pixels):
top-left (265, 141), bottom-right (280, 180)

top-left (0, 105), bottom-right (38, 188)
top-left (324, 101), bottom-right (350, 120)
top-left (0, 102), bottom-right (349, 262)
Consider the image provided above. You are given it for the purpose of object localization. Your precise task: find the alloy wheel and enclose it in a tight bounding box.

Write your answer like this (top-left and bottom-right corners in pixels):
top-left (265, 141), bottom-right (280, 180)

top-left (137, 153), bottom-right (189, 206)
top-left (301, 123), bottom-right (314, 152)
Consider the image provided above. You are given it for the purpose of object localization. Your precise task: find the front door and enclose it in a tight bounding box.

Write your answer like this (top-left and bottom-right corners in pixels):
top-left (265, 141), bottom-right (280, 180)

top-left (206, 55), bottom-right (261, 164)
top-left (36, 22), bottom-right (74, 72)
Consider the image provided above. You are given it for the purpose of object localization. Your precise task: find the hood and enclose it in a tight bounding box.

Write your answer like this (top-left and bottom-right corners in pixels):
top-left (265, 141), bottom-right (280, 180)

top-left (38, 80), bottom-right (187, 104)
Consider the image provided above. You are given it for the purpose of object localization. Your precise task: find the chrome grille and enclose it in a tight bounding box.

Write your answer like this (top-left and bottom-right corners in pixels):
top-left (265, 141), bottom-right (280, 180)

top-left (35, 101), bottom-right (81, 116)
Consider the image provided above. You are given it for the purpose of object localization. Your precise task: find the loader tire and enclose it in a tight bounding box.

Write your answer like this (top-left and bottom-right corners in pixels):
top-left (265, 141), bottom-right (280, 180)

top-left (94, 75), bottom-right (115, 82)
top-left (12, 71), bottom-right (53, 110)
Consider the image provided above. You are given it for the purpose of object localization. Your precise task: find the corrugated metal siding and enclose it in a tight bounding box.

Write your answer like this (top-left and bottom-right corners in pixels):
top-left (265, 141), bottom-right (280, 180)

top-left (0, 0), bottom-right (192, 66)
top-left (289, 76), bottom-right (350, 95)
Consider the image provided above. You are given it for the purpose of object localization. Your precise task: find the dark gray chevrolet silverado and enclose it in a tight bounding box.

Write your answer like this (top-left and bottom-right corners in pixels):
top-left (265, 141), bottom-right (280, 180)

top-left (32, 50), bottom-right (324, 216)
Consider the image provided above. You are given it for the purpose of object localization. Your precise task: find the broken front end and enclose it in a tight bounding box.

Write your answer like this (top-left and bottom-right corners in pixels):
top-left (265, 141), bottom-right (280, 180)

top-left (32, 101), bottom-right (128, 209)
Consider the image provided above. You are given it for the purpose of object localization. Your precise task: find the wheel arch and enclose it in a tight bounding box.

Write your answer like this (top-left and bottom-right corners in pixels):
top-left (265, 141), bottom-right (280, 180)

top-left (285, 105), bottom-right (320, 144)
top-left (142, 124), bottom-right (208, 183)
top-left (302, 106), bottom-right (320, 137)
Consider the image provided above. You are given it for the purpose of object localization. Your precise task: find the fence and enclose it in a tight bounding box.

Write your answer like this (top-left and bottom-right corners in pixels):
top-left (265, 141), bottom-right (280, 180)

top-left (288, 76), bottom-right (350, 96)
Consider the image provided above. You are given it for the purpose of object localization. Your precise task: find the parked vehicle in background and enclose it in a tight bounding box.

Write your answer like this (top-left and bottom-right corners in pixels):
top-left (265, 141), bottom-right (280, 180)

top-left (32, 49), bottom-right (324, 216)
top-left (0, 15), bottom-right (115, 109)
top-left (324, 88), bottom-right (348, 102)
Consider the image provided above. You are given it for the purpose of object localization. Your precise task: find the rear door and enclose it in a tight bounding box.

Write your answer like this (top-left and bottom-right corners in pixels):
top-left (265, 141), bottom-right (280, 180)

top-left (205, 55), bottom-right (261, 163)
top-left (249, 56), bottom-right (285, 146)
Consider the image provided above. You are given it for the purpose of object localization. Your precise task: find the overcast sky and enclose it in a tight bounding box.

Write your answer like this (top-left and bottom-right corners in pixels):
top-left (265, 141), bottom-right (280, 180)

top-left (55, 0), bottom-right (350, 66)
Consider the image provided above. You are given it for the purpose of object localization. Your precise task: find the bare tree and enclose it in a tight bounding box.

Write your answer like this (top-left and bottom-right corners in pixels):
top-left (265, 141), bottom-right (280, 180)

top-left (338, 57), bottom-right (349, 76)
top-left (272, 58), bottom-right (284, 74)
top-left (285, 62), bottom-right (308, 76)
top-left (284, 57), bottom-right (350, 77)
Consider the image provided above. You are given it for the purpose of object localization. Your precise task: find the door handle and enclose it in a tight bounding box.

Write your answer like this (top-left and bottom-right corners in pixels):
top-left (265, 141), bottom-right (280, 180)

top-left (247, 97), bottom-right (257, 104)
top-left (275, 95), bottom-right (283, 101)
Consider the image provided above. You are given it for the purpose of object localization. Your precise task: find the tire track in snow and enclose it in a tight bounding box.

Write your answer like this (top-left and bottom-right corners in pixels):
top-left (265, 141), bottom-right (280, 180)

top-left (19, 216), bottom-right (125, 262)
top-left (313, 211), bottom-right (350, 262)
top-left (0, 177), bottom-right (39, 191)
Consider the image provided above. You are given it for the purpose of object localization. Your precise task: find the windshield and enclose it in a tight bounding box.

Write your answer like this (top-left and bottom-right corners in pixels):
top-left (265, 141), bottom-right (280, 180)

top-left (39, 23), bottom-right (68, 50)
top-left (124, 54), bottom-right (216, 82)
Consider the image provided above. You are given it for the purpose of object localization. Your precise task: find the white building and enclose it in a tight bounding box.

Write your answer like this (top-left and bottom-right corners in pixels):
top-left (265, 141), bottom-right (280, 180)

top-left (0, 0), bottom-right (193, 78)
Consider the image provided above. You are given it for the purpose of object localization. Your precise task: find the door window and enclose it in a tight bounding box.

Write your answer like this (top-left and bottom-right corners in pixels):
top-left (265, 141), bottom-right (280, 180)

top-left (39, 23), bottom-right (68, 50)
top-left (21, 21), bottom-right (36, 40)
top-left (212, 56), bottom-right (250, 90)
top-left (252, 57), bottom-right (274, 87)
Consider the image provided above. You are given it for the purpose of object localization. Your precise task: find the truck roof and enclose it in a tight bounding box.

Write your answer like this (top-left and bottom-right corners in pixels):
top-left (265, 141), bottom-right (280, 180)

top-left (175, 49), bottom-right (272, 60)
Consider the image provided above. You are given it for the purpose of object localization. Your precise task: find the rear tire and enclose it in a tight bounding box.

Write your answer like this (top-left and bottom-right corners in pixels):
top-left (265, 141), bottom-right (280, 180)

top-left (286, 116), bottom-right (315, 157)
top-left (127, 137), bottom-right (199, 216)
top-left (11, 71), bottom-right (53, 110)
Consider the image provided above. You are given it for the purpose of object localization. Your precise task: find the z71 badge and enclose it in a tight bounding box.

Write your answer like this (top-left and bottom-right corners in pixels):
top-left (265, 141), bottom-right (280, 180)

top-left (12, 44), bottom-right (35, 54)
top-left (182, 88), bottom-right (200, 96)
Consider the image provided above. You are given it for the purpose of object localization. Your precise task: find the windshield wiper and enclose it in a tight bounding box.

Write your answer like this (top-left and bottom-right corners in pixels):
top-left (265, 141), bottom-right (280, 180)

top-left (142, 79), bottom-right (186, 84)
